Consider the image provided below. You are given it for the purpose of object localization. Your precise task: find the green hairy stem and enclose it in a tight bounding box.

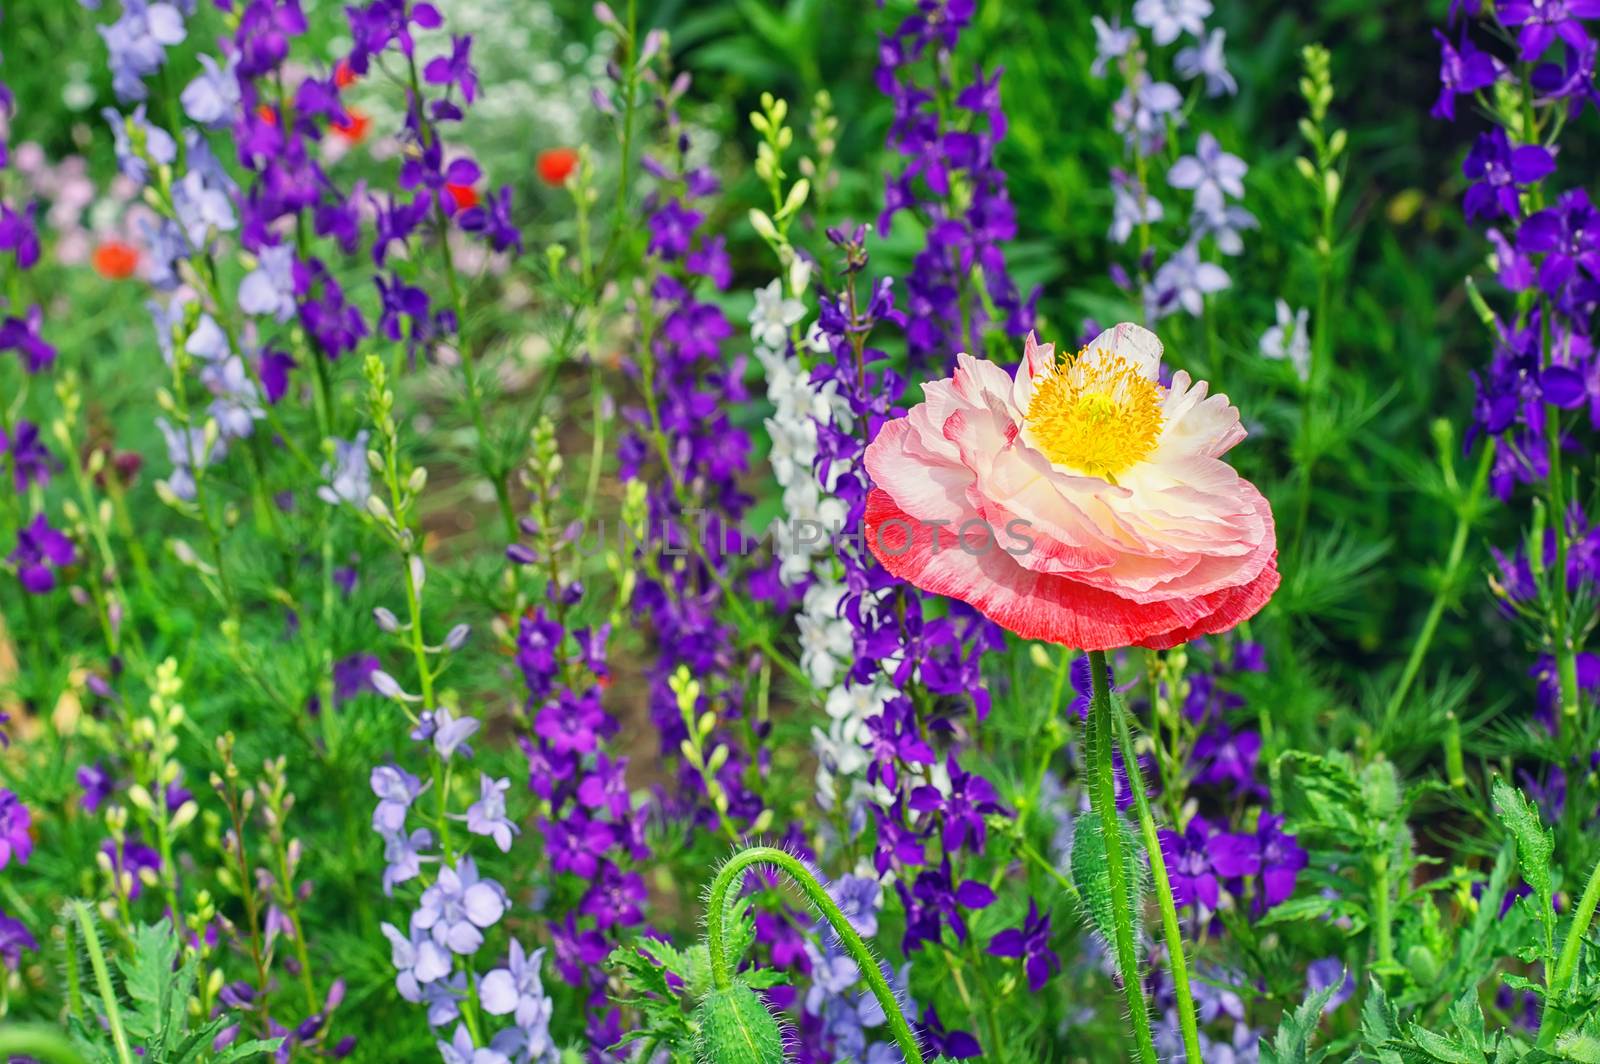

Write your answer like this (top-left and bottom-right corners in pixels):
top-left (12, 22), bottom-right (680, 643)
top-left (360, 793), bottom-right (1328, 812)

top-left (1086, 650), bottom-right (1159, 1064)
top-left (705, 845), bottom-right (925, 1064)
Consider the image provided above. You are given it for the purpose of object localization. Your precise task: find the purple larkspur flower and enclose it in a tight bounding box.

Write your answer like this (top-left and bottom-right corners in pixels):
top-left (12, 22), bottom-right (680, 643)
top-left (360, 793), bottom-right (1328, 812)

top-left (10, 514), bottom-right (76, 593)
top-left (101, 838), bottom-right (161, 898)
top-left (1176, 28), bottom-right (1236, 97)
top-left (239, 245), bottom-right (300, 322)
top-left (0, 420), bottom-right (54, 492)
top-left (99, 0), bottom-right (187, 102)
top-left (987, 901), bottom-right (1061, 991)
top-left (1252, 811), bottom-right (1308, 911)
top-left (1497, 0), bottom-right (1600, 62)
top-left (0, 908), bottom-right (37, 970)
top-left (1159, 817), bottom-right (1259, 910)
top-left (898, 859), bottom-right (995, 953)
top-left (909, 755), bottom-right (1003, 853)
top-left (0, 203), bottom-right (41, 270)
top-left (0, 788), bottom-right (32, 869)
top-left (78, 762), bottom-right (114, 812)
top-left (1133, 0), bottom-right (1212, 45)
top-left (381, 827), bottom-right (433, 895)
top-left (1167, 132), bottom-right (1247, 214)
top-left (1518, 187), bottom-right (1600, 294)
top-left (1432, 29), bottom-right (1503, 120)
top-left (646, 199), bottom-right (702, 260)
top-left (458, 185), bottom-right (522, 253)
top-left (1307, 957), bottom-right (1356, 1012)
top-left (414, 856), bottom-right (506, 954)
top-left (0, 305), bottom-right (57, 373)
top-left (424, 35), bottom-right (478, 103)
top-left (534, 688), bottom-right (607, 757)
top-left (545, 813), bottom-right (613, 878)
top-left (1463, 128), bottom-right (1556, 221)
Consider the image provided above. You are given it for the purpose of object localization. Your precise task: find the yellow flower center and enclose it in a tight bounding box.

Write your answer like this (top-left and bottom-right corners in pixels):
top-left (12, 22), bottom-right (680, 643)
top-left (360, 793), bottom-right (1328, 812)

top-left (1024, 347), bottom-right (1165, 478)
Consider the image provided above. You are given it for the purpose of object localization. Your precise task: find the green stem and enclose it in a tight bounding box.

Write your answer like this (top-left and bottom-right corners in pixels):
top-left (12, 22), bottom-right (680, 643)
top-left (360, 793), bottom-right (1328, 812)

top-left (1540, 848), bottom-right (1600, 1041)
top-left (1113, 701), bottom-right (1202, 1064)
top-left (1372, 852), bottom-right (1394, 968)
top-left (705, 846), bottom-right (924, 1064)
top-left (74, 901), bottom-right (134, 1064)
top-left (1381, 440), bottom-right (1495, 734)
top-left (1086, 650), bottom-right (1158, 1064)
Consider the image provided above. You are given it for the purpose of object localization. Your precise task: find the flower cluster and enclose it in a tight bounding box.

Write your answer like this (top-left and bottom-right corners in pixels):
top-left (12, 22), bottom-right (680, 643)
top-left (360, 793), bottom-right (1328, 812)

top-left (875, 0), bottom-right (1037, 366)
top-left (1092, 1), bottom-right (1250, 322)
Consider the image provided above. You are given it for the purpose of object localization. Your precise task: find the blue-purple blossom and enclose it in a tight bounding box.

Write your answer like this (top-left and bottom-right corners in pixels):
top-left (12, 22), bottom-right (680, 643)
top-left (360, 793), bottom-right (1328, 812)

top-left (371, 764), bottom-right (424, 834)
top-left (155, 417), bottom-right (221, 501)
top-left (1159, 817), bottom-right (1259, 911)
top-left (1090, 15), bottom-right (1137, 78)
top-left (0, 909), bottom-right (37, 971)
top-left (1168, 132), bottom-right (1247, 214)
top-left (412, 707), bottom-right (480, 760)
top-left (104, 104), bottom-right (177, 184)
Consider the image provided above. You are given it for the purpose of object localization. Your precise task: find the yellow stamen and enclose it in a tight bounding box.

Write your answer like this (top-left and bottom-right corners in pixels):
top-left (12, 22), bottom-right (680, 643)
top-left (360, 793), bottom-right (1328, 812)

top-left (1024, 346), bottom-right (1164, 478)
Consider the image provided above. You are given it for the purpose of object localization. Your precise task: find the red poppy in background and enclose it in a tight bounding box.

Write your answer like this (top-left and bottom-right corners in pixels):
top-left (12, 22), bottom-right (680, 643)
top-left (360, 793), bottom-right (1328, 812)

top-left (331, 107), bottom-right (371, 144)
top-left (537, 147), bottom-right (578, 186)
top-left (334, 59), bottom-right (357, 89)
top-left (446, 183), bottom-right (478, 211)
top-left (92, 241), bottom-right (140, 279)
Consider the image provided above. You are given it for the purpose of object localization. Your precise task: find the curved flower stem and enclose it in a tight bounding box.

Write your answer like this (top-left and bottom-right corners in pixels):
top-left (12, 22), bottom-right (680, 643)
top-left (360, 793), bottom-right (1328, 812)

top-left (1540, 848), bottom-right (1600, 1043)
top-left (705, 846), bottom-right (924, 1064)
top-left (1112, 699), bottom-right (1203, 1064)
top-left (1086, 650), bottom-right (1159, 1064)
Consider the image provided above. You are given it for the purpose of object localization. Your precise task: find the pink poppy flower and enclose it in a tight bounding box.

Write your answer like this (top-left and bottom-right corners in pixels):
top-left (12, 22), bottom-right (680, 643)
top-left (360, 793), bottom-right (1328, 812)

top-left (864, 322), bottom-right (1278, 651)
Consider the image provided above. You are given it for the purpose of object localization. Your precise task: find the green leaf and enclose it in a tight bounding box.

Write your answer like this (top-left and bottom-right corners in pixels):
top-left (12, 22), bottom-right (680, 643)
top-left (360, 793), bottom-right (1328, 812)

top-left (1260, 984), bottom-right (1337, 1064)
top-left (1069, 809), bottom-right (1144, 980)
top-left (1492, 779), bottom-right (1554, 901)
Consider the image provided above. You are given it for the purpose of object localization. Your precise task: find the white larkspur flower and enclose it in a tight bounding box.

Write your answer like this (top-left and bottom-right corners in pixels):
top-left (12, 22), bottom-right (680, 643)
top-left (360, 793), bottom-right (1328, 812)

top-left (749, 279), bottom-right (807, 351)
top-left (1260, 299), bottom-right (1311, 382)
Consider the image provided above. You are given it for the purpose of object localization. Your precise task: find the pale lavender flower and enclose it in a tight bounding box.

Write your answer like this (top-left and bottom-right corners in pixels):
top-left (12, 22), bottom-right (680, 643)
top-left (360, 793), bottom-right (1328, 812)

top-left (1176, 28), bottom-right (1236, 96)
top-left (184, 313), bottom-right (230, 364)
top-left (100, 0), bottom-right (187, 102)
top-left (1114, 77), bottom-right (1183, 154)
top-left (1132, 0), bottom-right (1213, 46)
top-left (1090, 15), bottom-right (1137, 78)
top-left (104, 104), bottom-right (176, 184)
top-left (464, 775), bottom-right (518, 853)
top-left (201, 358), bottom-right (263, 440)
top-left (414, 858), bottom-right (507, 954)
top-left (1192, 201), bottom-right (1258, 255)
top-left (412, 707), bottom-right (480, 760)
top-left (171, 166), bottom-right (237, 245)
top-left (180, 53), bottom-right (239, 128)
top-left (1110, 171), bottom-right (1165, 244)
top-left (480, 940), bottom-right (556, 1056)
top-left (1146, 243), bottom-right (1230, 319)
top-left (381, 920), bottom-right (451, 1000)
top-left (371, 765), bottom-right (424, 834)
top-left (418, 972), bottom-right (467, 1027)
top-left (381, 827), bottom-right (433, 894)
top-left (1260, 300), bottom-right (1311, 381)
top-left (1167, 132), bottom-right (1247, 213)
top-left (239, 245), bottom-right (298, 323)
top-left (437, 1025), bottom-right (510, 1064)
top-left (317, 431), bottom-right (371, 507)
top-left (156, 416), bottom-right (221, 501)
